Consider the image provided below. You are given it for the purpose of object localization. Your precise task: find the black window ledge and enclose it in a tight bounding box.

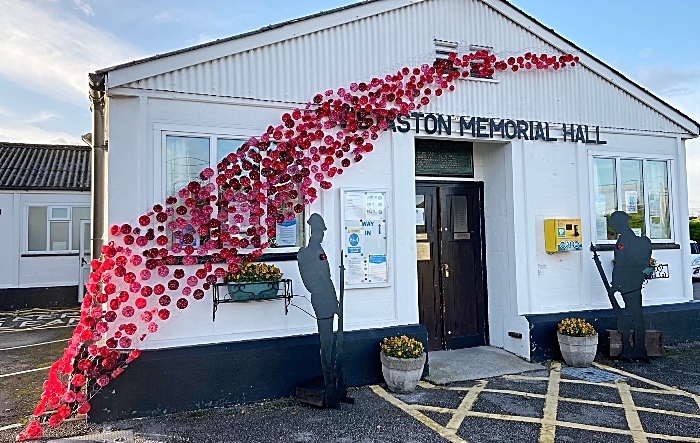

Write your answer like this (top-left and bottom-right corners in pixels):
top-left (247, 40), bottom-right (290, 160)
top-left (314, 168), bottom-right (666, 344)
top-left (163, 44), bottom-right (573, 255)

top-left (22, 252), bottom-right (80, 257)
top-left (591, 243), bottom-right (680, 252)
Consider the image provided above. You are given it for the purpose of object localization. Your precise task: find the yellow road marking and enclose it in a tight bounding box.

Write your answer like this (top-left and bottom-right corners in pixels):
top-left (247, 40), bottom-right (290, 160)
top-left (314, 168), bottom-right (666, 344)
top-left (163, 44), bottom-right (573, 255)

top-left (414, 405), bottom-right (458, 414)
top-left (369, 385), bottom-right (469, 443)
top-left (595, 362), bottom-right (700, 409)
top-left (538, 362), bottom-right (561, 443)
top-left (505, 373), bottom-right (692, 397)
top-left (615, 379), bottom-right (648, 443)
top-left (447, 380), bottom-right (487, 431)
top-left (373, 362), bottom-right (700, 443)
top-left (418, 381), bottom-right (479, 391)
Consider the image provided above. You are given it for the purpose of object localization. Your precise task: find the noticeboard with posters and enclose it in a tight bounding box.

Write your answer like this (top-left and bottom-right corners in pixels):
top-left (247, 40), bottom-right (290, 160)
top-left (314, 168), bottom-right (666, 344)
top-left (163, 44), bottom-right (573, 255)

top-left (340, 188), bottom-right (389, 288)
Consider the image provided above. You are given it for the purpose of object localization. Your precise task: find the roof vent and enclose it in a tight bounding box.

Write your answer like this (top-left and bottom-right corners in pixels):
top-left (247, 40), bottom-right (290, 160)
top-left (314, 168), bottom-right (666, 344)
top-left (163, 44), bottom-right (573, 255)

top-left (434, 39), bottom-right (459, 72)
top-left (468, 45), bottom-right (494, 79)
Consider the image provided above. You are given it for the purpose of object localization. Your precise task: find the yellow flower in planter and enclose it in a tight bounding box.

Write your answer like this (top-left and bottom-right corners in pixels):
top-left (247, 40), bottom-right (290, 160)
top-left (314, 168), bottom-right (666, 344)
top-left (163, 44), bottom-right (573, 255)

top-left (381, 335), bottom-right (425, 359)
top-left (557, 318), bottom-right (596, 337)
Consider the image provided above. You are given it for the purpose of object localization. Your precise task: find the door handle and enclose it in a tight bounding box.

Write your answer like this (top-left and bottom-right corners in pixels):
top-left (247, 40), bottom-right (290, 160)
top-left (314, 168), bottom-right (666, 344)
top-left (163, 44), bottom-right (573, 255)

top-left (80, 258), bottom-right (88, 266)
top-left (442, 263), bottom-right (450, 278)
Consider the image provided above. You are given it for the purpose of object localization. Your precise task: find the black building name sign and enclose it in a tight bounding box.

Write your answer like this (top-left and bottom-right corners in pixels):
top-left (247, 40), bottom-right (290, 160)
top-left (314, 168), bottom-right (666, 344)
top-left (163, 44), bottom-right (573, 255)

top-left (386, 113), bottom-right (607, 144)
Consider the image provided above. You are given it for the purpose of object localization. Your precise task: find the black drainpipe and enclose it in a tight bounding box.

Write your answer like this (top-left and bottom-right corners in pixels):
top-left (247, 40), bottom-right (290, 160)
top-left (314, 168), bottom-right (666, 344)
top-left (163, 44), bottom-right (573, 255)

top-left (88, 73), bottom-right (106, 261)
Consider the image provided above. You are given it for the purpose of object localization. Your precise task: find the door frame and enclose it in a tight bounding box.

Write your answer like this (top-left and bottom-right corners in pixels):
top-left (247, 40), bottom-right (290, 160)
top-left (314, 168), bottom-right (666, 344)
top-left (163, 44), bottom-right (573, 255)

top-left (415, 180), bottom-right (489, 349)
top-left (78, 219), bottom-right (91, 302)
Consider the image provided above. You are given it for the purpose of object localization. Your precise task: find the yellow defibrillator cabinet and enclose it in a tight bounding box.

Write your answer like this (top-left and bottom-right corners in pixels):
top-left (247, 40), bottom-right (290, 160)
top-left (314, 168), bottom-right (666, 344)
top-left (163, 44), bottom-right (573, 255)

top-left (544, 219), bottom-right (582, 253)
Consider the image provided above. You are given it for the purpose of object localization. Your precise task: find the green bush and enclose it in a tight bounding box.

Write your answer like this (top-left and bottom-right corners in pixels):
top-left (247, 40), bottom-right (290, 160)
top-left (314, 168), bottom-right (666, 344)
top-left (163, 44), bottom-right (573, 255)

top-left (690, 219), bottom-right (700, 243)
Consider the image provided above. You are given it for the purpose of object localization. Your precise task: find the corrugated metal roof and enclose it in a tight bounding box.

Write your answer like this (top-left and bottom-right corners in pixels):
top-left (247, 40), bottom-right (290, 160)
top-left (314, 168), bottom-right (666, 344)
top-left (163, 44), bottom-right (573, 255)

top-left (0, 143), bottom-right (91, 191)
top-left (99, 0), bottom-right (699, 137)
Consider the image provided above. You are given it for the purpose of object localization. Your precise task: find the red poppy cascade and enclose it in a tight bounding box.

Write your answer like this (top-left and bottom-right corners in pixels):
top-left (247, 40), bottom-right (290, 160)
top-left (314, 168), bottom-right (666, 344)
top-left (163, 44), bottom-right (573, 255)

top-left (18, 50), bottom-right (578, 440)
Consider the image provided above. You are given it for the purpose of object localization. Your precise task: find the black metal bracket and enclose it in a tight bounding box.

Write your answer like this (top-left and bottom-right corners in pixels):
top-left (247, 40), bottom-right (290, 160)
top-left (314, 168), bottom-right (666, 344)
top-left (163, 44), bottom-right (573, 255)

top-left (212, 279), bottom-right (294, 321)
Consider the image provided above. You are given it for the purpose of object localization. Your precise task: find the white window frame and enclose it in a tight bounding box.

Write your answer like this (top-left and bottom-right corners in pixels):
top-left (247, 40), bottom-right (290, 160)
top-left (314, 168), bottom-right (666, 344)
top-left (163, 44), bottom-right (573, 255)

top-left (588, 151), bottom-right (674, 244)
top-left (156, 125), bottom-right (313, 255)
top-left (48, 206), bottom-right (70, 221)
top-left (25, 204), bottom-right (90, 254)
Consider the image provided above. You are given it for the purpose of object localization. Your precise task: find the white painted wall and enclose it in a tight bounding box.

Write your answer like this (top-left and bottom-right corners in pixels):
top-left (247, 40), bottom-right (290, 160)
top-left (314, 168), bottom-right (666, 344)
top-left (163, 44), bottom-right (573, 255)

top-left (105, 87), bottom-right (693, 359)
top-left (0, 191), bottom-right (90, 290)
top-left (106, 95), bottom-right (420, 349)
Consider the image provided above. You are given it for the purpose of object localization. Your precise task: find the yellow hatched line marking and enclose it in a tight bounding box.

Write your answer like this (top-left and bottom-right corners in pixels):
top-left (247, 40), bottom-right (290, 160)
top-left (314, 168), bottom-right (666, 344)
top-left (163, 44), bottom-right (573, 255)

top-left (538, 362), bottom-right (561, 443)
top-left (369, 385), bottom-right (469, 443)
top-left (615, 379), bottom-right (649, 443)
top-left (483, 388), bottom-right (544, 398)
top-left (466, 411), bottom-right (700, 442)
top-left (413, 405), bottom-right (458, 414)
top-left (418, 381), bottom-right (478, 391)
top-left (446, 380), bottom-right (487, 431)
top-left (467, 411), bottom-right (634, 436)
top-left (594, 362), bottom-right (700, 409)
top-left (506, 373), bottom-right (692, 396)
top-left (475, 387), bottom-right (700, 421)
top-left (375, 364), bottom-right (700, 443)
top-left (642, 434), bottom-right (700, 442)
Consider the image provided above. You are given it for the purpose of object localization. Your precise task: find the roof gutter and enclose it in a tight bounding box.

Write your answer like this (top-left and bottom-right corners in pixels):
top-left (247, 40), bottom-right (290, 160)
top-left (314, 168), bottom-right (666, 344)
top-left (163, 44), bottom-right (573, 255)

top-left (89, 72), bottom-right (107, 261)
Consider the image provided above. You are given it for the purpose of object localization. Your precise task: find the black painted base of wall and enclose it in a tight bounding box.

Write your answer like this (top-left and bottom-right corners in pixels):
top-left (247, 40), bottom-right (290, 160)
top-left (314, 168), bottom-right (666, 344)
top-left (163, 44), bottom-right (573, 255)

top-left (89, 323), bottom-right (428, 422)
top-left (527, 301), bottom-right (700, 362)
top-left (0, 286), bottom-right (79, 311)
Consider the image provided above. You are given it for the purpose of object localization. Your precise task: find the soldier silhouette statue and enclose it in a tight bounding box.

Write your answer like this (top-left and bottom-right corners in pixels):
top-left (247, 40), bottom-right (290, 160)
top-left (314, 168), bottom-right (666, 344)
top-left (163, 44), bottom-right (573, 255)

top-left (297, 213), bottom-right (347, 408)
top-left (592, 211), bottom-right (652, 361)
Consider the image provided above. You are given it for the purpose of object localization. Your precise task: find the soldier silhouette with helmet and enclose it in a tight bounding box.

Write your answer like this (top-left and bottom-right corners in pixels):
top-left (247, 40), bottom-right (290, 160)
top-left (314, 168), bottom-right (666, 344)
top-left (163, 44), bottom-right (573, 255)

top-left (608, 211), bottom-right (652, 360)
top-left (297, 213), bottom-right (342, 408)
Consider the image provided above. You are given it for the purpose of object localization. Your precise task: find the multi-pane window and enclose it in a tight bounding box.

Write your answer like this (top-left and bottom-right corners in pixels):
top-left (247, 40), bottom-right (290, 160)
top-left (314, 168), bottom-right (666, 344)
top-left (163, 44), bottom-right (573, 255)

top-left (27, 205), bottom-right (90, 252)
top-left (164, 134), bottom-right (305, 249)
top-left (592, 157), bottom-right (671, 241)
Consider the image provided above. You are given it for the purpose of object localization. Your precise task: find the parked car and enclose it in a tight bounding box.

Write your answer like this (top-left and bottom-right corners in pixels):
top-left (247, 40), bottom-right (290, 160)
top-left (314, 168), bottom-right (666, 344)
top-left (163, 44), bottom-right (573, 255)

top-left (691, 241), bottom-right (700, 280)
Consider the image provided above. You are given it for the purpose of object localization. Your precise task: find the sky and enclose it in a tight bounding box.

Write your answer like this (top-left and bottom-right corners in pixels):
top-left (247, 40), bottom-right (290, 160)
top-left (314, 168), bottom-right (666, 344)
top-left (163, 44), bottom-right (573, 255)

top-left (1, 0), bottom-right (699, 209)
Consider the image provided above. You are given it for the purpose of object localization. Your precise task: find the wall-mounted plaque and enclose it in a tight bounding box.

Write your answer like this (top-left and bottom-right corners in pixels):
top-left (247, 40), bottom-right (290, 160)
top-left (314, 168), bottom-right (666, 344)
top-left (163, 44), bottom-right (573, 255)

top-left (415, 139), bottom-right (473, 177)
top-left (416, 242), bottom-right (431, 261)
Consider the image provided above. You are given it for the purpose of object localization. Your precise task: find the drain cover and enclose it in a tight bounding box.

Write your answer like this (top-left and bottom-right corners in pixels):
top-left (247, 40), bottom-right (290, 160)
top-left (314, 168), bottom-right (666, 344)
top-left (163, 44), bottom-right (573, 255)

top-left (560, 366), bottom-right (624, 383)
top-left (48, 430), bottom-right (134, 443)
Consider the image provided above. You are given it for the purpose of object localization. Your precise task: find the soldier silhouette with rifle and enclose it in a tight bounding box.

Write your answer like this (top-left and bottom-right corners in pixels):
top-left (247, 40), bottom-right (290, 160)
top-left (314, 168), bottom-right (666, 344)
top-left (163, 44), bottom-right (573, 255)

top-left (592, 211), bottom-right (652, 361)
top-left (297, 213), bottom-right (350, 408)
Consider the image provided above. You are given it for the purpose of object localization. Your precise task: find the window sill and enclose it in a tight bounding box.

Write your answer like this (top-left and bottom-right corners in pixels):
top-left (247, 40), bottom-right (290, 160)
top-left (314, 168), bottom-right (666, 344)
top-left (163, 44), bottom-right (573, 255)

top-left (591, 243), bottom-right (680, 252)
top-left (164, 251), bottom-right (299, 266)
top-left (21, 252), bottom-right (80, 257)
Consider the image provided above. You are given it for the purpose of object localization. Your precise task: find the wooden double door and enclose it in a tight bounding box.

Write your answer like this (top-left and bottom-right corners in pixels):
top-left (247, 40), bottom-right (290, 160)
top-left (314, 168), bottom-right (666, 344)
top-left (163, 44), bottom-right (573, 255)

top-left (416, 182), bottom-right (487, 351)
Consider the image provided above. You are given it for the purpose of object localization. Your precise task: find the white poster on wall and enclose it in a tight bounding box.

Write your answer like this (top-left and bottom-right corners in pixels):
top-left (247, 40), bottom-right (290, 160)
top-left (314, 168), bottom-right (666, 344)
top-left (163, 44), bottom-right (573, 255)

top-left (345, 192), bottom-right (365, 220)
top-left (341, 188), bottom-right (389, 288)
top-left (275, 219), bottom-right (297, 247)
top-left (415, 208), bottom-right (425, 225)
top-left (366, 192), bottom-right (385, 220)
top-left (596, 216), bottom-right (607, 240)
top-left (625, 191), bottom-right (638, 214)
top-left (367, 255), bottom-right (387, 283)
top-left (649, 192), bottom-right (661, 217)
top-left (595, 194), bottom-right (606, 215)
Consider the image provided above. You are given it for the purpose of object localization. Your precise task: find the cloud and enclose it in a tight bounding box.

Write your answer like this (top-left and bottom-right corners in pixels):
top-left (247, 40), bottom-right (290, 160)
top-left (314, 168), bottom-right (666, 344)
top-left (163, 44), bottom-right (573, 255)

top-left (198, 33), bottom-right (214, 44)
top-left (634, 65), bottom-right (700, 99)
top-left (630, 65), bottom-right (700, 212)
top-left (22, 111), bottom-right (59, 124)
top-left (72, 0), bottom-right (94, 16)
top-left (0, 1), bottom-right (142, 106)
top-left (0, 124), bottom-right (82, 145)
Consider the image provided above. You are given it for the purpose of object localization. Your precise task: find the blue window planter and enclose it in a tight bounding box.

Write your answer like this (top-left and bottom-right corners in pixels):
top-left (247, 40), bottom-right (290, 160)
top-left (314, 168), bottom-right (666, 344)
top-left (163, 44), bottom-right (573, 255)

top-left (227, 281), bottom-right (280, 301)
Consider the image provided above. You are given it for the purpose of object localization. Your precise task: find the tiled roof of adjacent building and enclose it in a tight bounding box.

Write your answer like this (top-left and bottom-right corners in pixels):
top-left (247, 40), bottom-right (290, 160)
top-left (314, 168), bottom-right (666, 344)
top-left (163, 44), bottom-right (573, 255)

top-left (0, 143), bottom-right (91, 191)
